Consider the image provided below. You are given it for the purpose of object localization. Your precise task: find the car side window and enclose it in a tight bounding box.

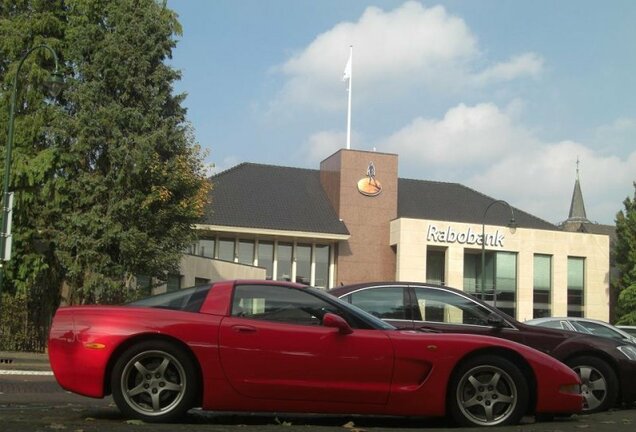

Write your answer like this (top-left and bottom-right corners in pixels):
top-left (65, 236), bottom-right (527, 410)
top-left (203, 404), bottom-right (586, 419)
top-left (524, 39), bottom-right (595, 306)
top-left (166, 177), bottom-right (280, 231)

top-left (538, 320), bottom-right (566, 330)
top-left (413, 287), bottom-right (494, 326)
top-left (345, 287), bottom-right (408, 320)
top-left (232, 284), bottom-right (341, 327)
top-left (573, 321), bottom-right (623, 340)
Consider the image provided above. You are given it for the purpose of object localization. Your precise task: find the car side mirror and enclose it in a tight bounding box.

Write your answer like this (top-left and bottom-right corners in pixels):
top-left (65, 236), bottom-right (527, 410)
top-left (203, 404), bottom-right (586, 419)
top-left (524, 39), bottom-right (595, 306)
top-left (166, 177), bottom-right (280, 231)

top-left (487, 313), bottom-right (505, 328)
top-left (323, 313), bottom-right (353, 335)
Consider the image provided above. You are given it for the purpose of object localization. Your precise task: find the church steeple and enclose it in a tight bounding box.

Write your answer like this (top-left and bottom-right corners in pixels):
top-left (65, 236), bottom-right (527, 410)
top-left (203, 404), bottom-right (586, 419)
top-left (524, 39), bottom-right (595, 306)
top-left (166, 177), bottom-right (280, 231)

top-left (561, 158), bottom-right (591, 230)
top-left (567, 157), bottom-right (589, 222)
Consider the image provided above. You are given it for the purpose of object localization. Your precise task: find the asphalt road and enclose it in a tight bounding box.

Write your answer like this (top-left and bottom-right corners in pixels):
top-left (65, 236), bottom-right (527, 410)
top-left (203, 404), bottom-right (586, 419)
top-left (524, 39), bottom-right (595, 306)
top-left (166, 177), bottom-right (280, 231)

top-left (2, 374), bottom-right (636, 432)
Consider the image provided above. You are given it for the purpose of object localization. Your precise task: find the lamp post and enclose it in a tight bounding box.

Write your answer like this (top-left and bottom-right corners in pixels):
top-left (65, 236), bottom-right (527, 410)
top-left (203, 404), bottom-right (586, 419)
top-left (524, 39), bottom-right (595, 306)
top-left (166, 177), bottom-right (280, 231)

top-left (0, 45), bottom-right (64, 309)
top-left (480, 199), bottom-right (516, 306)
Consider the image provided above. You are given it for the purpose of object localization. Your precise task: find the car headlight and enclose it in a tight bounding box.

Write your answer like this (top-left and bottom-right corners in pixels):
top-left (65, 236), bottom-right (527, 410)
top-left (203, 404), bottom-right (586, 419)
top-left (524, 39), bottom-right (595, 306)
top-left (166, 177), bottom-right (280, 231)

top-left (617, 345), bottom-right (636, 360)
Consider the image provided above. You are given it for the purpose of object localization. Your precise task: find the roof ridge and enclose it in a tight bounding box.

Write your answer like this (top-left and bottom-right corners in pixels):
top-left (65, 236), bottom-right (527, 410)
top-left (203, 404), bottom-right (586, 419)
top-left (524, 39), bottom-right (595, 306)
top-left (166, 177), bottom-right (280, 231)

top-left (212, 162), bottom-right (318, 178)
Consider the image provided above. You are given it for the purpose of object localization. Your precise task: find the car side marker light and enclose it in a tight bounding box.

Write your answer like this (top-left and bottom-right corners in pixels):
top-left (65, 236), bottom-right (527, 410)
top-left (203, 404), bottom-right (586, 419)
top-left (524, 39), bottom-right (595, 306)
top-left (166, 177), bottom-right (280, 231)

top-left (84, 343), bottom-right (106, 350)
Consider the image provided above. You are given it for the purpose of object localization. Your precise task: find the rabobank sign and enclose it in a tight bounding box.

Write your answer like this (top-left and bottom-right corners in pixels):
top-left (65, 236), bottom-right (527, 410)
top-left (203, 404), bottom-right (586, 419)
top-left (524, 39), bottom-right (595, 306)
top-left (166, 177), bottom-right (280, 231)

top-left (427, 225), bottom-right (505, 247)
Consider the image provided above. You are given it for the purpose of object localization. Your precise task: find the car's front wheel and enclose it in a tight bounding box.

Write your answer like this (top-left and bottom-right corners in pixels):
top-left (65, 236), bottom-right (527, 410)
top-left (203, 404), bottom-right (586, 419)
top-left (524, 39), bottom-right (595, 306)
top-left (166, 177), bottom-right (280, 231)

top-left (111, 340), bottom-right (198, 422)
top-left (448, 355), bottom-right (528, 427)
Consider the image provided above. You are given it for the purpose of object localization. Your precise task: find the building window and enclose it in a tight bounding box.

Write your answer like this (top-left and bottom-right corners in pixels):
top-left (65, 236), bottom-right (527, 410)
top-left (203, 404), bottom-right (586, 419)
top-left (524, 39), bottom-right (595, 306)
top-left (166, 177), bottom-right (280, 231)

top-left (295, 243), bottom-right (311, 284)
top-left (195, 277), bottom-right (210, 286)
top-left (314, 244), bottom-right (330, 288)
top-left (426, 248), bottom-right (446, 285)
top-left (494, 252), bottom-right (517, 318)
top-left (463, 251), bottom-right (516, 317)
top-left (463, 253), bottom-right (479, 294)
top-left (257, 241), bottom-right (274, 279)
top-left (276, 242), bottom-right (293, 281)
top-left (568, 257), bottom-right (585, 317)
top-left (533, 254), bottom-right (552, 318)
top-left (167, 274), bottom-right (181, 292)
top-left (463, 252), bottom-right (494, 298)
top-left (218, 238), bottom-right (235, 261)
top-left (238, 240), bottom-right (255, 265)
top-left (135, 274), bottom-right (152, 297)
top-left (200, 239), bottom-right (215, 258)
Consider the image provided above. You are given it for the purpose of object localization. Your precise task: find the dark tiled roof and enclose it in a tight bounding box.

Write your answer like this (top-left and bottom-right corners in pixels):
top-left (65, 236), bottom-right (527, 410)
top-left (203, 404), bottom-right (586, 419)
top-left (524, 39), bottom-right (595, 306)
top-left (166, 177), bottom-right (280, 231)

top-left (579, 223), bottom-right (616, 244)
top-left (398, 178), bottom-right (558, 230)
top-left (202, 163), bottom-right (349, 235)
top-left (202, 163), bottom-right (559, 234)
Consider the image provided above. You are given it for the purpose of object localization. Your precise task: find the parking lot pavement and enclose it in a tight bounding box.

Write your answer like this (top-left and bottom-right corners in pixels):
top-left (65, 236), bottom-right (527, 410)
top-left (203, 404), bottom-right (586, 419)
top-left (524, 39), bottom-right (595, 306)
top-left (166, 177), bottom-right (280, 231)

top-left (2, 350), bottom-right (636, 431)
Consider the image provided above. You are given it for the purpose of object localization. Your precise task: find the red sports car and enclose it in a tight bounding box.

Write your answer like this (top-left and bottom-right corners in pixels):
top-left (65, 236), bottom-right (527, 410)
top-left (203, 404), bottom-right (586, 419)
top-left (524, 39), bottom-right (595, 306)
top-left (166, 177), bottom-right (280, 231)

top-left (48, 280), bottom-right (582, 426)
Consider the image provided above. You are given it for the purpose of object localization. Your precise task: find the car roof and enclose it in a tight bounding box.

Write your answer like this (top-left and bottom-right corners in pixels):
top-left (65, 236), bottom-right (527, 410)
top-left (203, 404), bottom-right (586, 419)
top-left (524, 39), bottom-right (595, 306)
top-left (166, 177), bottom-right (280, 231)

top-left (329, 281), bottom-right (460, 296)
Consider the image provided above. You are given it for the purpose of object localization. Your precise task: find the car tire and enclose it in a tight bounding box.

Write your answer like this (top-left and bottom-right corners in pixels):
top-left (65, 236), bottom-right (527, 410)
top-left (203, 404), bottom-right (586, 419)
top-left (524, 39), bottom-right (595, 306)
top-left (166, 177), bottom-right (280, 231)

top-left (448, 355), bottom-right (528, 427)
top-left (111, 339), bottom-right (198, 422)
top-left (565, 356), bottom-right (618, 413)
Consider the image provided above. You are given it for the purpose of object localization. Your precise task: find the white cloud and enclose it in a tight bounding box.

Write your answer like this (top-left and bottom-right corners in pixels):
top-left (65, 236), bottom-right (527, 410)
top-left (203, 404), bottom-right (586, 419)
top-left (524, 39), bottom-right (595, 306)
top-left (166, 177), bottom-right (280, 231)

top-left (273, 1), bottom-right (543, 112)
top-left (297, 130), bottom-right (360, 165)
top-left (593, 117), bottom-right (636, 156)
top-left (473, 53), bottom-right (544, 85)
top-left (379, 102), bottom-right (636, 224)
top-left (383, 102), bottom-right (534, 167)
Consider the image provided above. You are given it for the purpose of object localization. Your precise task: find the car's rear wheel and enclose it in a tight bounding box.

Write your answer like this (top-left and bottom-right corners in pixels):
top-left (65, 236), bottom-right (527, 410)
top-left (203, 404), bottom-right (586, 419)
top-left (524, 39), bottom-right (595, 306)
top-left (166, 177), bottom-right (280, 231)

top-left (111, 340), bottom-right (198, 422)
top-left (448, 355), bottom-right (528, 427)
top-left (566, 356), bottom-right (617, 413)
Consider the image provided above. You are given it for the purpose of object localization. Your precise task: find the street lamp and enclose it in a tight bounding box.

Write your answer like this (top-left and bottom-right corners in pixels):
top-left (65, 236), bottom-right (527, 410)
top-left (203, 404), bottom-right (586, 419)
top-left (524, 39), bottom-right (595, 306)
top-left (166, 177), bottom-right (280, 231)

top-left (0, 45), bottom-right (64, 306)
top-left (480, 199), bottom-right (516, 306)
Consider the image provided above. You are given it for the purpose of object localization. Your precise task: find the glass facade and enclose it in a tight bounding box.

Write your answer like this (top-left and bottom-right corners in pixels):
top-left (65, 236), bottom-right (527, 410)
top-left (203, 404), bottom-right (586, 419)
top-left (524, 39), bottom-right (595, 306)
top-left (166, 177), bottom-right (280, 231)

top-left (426, 249), bottom-right (445, 285)
top-left (276, 242), bottom-right (293, 281)
top-left (533, 254), bottom-right (552, 318)
top-left (257, 241), bottom-right (274, 279)
top-left (567, 257), bottom-right (585, 317)
top-left (314, 244), bottom-right (330, 288)
top-left (188, 237), bottom-right (332, 287)
top-left (463, 251), bottom-right (517, 318)
top-left (295, 244), bottom-right (312, 284)
top-left (218, 238), bottom-right (235, 261)
top-left (238, 240), bottom-right (254, 265)
top-left (199, 239), bottom-right (215, 258)
top-left (495, 252), bottom-right (517, 318)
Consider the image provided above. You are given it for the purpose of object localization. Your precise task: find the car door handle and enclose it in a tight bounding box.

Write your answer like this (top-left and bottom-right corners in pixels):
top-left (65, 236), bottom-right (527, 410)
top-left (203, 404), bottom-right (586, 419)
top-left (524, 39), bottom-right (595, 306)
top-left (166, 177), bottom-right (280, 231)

top-left (232, 325), bottom-right (257, 333)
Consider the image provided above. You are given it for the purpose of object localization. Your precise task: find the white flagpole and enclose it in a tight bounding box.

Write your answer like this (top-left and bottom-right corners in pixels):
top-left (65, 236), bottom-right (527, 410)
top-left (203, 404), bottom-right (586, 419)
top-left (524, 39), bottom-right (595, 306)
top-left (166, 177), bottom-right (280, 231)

top-left (344, 46), bottom-right (353, 150)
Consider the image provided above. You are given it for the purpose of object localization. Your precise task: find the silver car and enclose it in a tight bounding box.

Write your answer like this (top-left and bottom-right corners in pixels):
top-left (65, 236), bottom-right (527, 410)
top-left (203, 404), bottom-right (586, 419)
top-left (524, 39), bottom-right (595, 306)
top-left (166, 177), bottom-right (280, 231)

top-left (526, 317), bottom-right (636, 345)
top-left (617, 325), bottom-right (636, 338)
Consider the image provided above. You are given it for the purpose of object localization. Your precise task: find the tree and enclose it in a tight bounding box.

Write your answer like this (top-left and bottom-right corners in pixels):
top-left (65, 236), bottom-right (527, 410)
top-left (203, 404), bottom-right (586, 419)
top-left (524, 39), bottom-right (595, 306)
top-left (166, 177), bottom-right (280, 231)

top-left (0, 0), bottom-right (210, 343)
top-left (615, 182), bottom-right (636, 324)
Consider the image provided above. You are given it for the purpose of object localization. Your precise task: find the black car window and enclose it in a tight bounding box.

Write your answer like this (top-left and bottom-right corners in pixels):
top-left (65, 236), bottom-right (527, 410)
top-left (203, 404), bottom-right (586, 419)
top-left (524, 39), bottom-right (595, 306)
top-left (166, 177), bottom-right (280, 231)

top-left (232, 284), bottom-right (353, 327)
top-left (345, 287), bottom-right (408, 320)
top-left (413, 287), bottom-right (495, 326)
top-left (128, 284), bottom-right (210, 312)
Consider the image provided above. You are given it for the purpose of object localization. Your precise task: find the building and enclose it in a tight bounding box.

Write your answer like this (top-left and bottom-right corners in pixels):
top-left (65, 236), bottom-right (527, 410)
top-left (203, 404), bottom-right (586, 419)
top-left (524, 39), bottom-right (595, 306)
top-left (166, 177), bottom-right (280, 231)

top-left (559, 161), bottom-right (618, 320)
top-left (177, 149), bottom-right (611, 322)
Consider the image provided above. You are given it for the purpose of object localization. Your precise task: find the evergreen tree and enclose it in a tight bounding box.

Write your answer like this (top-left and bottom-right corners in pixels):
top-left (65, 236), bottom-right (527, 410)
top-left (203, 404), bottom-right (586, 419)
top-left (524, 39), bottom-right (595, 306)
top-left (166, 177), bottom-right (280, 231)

top-left (615, 183), bottom-right (636, 324)
top-left (0, 0), bottom-right (69, 345)
top-left (0, 0), bottom-right (210, 332)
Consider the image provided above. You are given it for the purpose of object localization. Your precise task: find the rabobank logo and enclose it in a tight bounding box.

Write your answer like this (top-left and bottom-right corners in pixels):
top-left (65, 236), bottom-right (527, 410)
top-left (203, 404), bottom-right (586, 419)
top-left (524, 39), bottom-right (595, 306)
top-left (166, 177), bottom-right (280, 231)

top-left (427, 225), bottom-right (505, 247)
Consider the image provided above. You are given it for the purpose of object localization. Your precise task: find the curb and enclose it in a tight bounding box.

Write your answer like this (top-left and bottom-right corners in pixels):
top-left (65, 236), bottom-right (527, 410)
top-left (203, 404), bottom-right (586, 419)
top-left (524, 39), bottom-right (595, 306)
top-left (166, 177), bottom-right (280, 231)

top-left (0, 351), bottom-right (51, 372)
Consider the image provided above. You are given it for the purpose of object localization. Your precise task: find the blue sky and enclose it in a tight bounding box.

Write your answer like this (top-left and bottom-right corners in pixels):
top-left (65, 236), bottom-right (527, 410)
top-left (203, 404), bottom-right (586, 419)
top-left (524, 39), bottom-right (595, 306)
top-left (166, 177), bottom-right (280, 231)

top-left (167, 0), bottom-right (635, 225)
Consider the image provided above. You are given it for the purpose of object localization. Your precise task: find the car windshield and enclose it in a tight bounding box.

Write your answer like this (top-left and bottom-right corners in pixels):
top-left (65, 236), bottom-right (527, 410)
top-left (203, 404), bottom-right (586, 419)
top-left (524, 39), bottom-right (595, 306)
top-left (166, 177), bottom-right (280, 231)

top-left (128, 285), bottom-right (210, 312)
top-left (307, 286), bottom-right (396, 330)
